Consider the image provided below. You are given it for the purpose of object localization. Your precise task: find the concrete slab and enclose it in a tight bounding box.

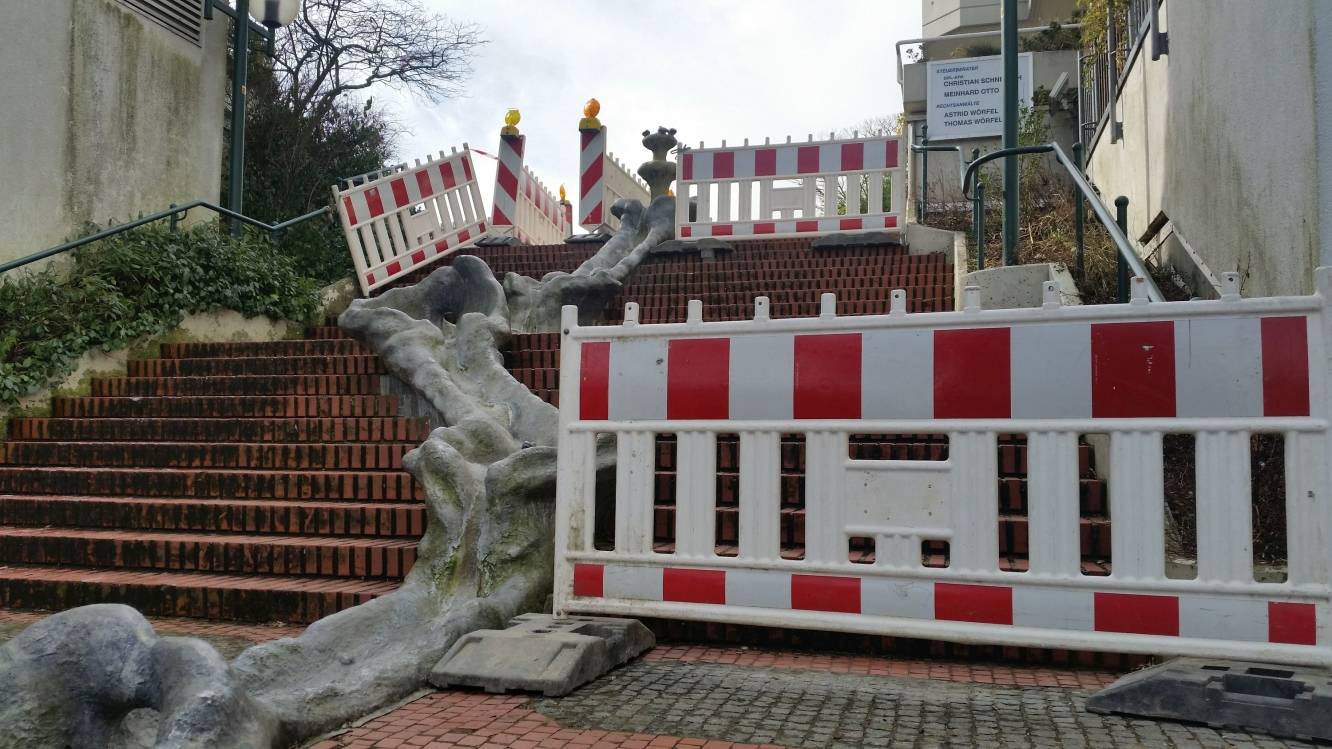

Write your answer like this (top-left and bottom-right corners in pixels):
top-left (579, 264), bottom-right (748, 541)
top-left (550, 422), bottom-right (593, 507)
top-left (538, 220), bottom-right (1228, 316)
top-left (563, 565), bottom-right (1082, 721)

top-left (1087, 657), bottom-right (1332, 742)
top-left (427, 614), bottom-right (654, 697)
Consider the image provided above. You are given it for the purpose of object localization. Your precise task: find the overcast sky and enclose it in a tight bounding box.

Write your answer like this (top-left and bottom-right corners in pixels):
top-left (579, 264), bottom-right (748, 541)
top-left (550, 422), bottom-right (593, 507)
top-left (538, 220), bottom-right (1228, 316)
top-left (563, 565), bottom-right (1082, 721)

top-left (375, 1), bottom-right (924, 209)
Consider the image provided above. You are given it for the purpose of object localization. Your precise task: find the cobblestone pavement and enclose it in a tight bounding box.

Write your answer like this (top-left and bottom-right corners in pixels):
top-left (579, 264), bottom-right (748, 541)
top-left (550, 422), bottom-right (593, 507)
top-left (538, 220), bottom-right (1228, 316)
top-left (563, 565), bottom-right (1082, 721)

top-left (311, 647), bottom-right (1313, 749)
top-left (0, 608), bottom-right (300, 659)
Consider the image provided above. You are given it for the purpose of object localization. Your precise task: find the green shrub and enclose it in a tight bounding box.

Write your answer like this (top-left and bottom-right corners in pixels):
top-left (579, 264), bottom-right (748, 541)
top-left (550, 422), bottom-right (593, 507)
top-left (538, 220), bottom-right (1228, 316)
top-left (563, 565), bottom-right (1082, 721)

top-left (275, 218), bottom-right (356, 286)
top-left (0, 223), bottom-right (320, 406)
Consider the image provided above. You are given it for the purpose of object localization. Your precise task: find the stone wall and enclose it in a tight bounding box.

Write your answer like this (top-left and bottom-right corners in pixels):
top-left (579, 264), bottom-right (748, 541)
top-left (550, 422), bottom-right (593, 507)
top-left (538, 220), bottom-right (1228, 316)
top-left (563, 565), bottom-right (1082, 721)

top-left (0, 0), bottom-right (227, 267)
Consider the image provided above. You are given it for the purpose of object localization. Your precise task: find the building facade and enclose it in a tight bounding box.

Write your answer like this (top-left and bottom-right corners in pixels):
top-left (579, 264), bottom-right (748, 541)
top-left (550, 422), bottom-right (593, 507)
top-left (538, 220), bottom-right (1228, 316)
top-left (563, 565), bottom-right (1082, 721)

top-left (0, 0), bottom-right (228, 267)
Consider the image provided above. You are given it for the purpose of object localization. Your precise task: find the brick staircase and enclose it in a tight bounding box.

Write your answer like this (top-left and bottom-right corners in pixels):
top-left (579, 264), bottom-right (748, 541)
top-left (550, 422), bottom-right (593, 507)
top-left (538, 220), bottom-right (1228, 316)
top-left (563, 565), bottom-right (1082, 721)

top-left (0, 235), bottom-right (1110, 626)
top-left (0, 330), bottom-right (429, 624)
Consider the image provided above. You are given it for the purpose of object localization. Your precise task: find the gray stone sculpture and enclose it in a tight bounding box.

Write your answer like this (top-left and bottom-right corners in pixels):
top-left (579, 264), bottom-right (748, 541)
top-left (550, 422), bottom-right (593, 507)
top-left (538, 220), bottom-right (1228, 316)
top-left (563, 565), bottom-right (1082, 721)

top-left (638, 127), bottom-right (678, 200)
top-left (0, 144), bottom-right (675, 747)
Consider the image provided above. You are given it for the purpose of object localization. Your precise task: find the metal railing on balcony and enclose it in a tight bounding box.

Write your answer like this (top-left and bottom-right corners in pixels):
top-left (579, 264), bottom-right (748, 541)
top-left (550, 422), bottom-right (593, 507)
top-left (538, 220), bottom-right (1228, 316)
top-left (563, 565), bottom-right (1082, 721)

top-left (1079, 0), bottom-right (1167, 151)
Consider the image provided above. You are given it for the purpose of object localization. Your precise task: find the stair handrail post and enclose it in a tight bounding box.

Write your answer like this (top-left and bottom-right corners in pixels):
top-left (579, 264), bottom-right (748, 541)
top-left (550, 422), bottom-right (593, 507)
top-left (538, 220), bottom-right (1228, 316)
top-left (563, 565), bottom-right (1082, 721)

top-left (1115, 195), bottom-right (1130, 302)
top-left (1001, 0), bottom-right (1020, 266)
top-left (1072, 142), bottom-right (1086, 279)
top-left (975, 182), bottom-right (986, 271)
top-left (920, 124), bottom-right (929, 223)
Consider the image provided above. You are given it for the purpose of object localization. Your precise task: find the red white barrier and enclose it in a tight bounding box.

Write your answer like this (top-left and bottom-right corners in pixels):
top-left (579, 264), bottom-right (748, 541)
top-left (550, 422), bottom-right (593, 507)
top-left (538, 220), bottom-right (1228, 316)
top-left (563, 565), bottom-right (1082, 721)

top-left (492, 133), bottom-right (572, 245)
top-left (675, 133), bottom-right (905, 241)
top-left (553, 272), bottom-right (1332, 666)
top-left (579, 125), bottom-right (650, 234)
top-left (333, 146), bottom-right (487, 295)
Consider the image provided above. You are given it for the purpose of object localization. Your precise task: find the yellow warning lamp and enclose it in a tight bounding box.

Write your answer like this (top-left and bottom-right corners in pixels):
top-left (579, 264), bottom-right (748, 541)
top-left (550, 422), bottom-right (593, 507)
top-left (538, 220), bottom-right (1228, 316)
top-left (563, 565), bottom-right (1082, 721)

top-left (667, 189), bottom-right (675, 198)
top-left (502, 108), bottom-right (521, 136)
top-left (580, 98), bottom-right (602, 131)
top-left (559, 184), bottom-right (568, 202)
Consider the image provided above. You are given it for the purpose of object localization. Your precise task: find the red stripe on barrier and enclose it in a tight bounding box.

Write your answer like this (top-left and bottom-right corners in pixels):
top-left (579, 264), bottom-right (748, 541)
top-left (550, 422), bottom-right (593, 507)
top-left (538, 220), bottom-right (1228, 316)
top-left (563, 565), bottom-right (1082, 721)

top-left (796, 220), bottom-right (819, 233)
top-left (462, 156), bottom-right (473, 181)
top-left (580, 341), bottom-right (611, 420)
top-left (1093, 592), bottom-right (1179, 636)
top-left (458, 229), bottom-right (471, 243)
top-left (581, 130), bottom-right (599, 149)
top-left (935, 583), bottom-right (1013, 625)
top-left (682, 153), bottom-right (694, 181)
top-left (1261, 316), bottom-right (1310, 416)
top-left (667, 338), bottom-right (730, 419)
top-left (580, 157), bottom-right (604, 199)
top-left (1091, 321), bottom-right (1176, 417)
top-left (440, 163), bottom-right (458, 189)
top-left (573, 563), bottom-right (604, 597)
top-left (415, 169), bottom-right (434, 199)
top-left (364, 272), bottom-right (376, 286)
top-left (434, 239), bottom-right (449, 255)
top-left (840, 218), bottom-right (863, 230)
top-left (794, 333), bottom-right (861, 419)
top-left (755, 148), bottom-right (777, 177)
top-left (492, 208), bottom-right (512, 226)
top-left (797, 146), bottom-right (820, 175)
top-left (791, 574), bottom-right (860, 614)
top-left (885, 138), bottom-right (900, 168)
top-left (663, 568), bottom-right (726, 605)
top-left (934, 328), bottom-right (1011, 418)
top-left (411, 250), bottom-right (427, 265)
top-left (841, 142), bottom-right (864, 171)
top-left (386, 260), bottom-right (402, 276)
top-left (713, 151), bottom-right (735, 179)
top-left (342, 197), bottom-right (358, 225)
top-left (506, 135), bottom-right (524, 158)
top-left (390, 178), bottom-right (409, 208)
top-left (679, 225), bottom-right (692, 238)
top-left (497, 164), bottom-right (519, 199)
top-left (754, 222), bottom-right (776, 234)
top-left (1268, 601), bottom-right (1316, 645)
top-left (884, 215), bottom-right (898, 228)
top-left (365, 187), bottom-right (385, 218)
top-left (713, 224), bottom-right (733, 236)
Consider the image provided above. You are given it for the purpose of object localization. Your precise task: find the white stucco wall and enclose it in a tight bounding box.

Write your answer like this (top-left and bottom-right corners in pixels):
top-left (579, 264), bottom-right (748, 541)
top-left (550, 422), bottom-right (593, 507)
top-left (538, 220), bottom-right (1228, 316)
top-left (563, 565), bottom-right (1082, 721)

top-left (0, 0), bottom-right (228, 267)
top-left (1086, 0), bottom-right (1324, 297)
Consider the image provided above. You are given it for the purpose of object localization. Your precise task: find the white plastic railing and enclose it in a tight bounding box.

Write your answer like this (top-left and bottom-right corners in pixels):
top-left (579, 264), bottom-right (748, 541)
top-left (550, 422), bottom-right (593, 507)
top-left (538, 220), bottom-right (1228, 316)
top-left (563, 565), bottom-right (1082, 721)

top-left (554, 271), bottom-right (1332, 666)
top-left (675, 133), bottom-right (906, 241)
top-left (333, 146), bottom-right (487, 295)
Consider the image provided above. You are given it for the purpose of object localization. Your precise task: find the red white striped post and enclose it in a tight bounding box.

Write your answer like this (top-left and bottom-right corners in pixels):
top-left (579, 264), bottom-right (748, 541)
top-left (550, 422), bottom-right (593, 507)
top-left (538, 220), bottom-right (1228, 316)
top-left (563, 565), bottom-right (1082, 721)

top-left (492, 109), bottom-right (525, 239)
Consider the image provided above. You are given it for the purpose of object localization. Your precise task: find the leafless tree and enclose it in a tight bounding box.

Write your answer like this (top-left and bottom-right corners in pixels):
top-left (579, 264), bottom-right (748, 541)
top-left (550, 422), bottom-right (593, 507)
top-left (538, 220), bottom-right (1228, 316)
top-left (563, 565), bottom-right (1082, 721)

top-left (272, 0), bottom-right (486, 118)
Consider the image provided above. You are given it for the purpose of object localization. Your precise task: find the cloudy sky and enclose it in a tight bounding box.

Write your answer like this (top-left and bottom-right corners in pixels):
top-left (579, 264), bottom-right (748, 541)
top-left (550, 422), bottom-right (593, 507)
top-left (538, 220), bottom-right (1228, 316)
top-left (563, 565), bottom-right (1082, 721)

top-left (375, 1), bottom-right (924, 208)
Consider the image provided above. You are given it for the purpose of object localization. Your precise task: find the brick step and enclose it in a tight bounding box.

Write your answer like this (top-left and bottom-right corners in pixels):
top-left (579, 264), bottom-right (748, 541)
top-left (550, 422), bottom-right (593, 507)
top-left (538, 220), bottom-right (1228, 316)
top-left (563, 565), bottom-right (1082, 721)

top-left (617, 288), bottom-right (948, 305)
top-left (509, 333), bottom-right (561, 350)
top-left (308, 326), bottom-right (351, 339)
top-left (529, 388), bottom-right (558, 407)
top-left (0, 466), bottom-right (423, 501)
top-left (648, 506), bottom-right (1113, 557)
top-left (651, 473), bottom-right (1108, 513)
top-left (89, 375), bottom-right (382, 397)
top-left (0, 527), bottom-right (416, 579)
top-left (159, 339), bottom-right (370, 359)
top-left (0, 495), bottom-right (425, 537)
top-left (0, 441), bottom-right (417, 470)
top-left (504, 348), bottom-right (560, 369)
top-left (510, 368), bottom-right (560, 390)
top-left (0, 565), bottom-right (399, 623)
top-left (50, 395), bottom-right (398, 418)
top-left (128, 355), bottom-right (386, 377)
top-left (6, 417), bottom-right (428, 443)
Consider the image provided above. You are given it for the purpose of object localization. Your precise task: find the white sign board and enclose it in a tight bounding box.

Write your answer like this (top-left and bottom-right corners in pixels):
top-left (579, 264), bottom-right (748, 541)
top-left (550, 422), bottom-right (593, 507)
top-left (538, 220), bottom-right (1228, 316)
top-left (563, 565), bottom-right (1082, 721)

top-left (926, 53), bottom-right (1034, 141)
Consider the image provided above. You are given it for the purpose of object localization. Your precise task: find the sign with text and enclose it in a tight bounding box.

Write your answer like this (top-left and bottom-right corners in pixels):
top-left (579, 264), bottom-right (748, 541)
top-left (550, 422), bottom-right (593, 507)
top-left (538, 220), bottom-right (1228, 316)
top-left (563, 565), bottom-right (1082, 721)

top-left (926, 53), bottom-right (1034, 141)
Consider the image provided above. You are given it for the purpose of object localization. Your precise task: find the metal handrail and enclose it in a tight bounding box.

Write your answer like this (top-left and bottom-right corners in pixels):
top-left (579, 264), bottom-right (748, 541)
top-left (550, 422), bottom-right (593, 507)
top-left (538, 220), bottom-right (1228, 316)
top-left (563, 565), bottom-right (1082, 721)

top-left (958, 142), bottom-right (1165, 303)
top-left (0, 201), bottom-right (331, 276)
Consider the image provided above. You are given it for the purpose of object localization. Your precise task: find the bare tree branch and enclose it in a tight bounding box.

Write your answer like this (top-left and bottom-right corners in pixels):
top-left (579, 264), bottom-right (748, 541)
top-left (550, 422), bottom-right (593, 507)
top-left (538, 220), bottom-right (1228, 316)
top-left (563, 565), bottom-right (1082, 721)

top-left (270, 0), bottom-right (485, 119)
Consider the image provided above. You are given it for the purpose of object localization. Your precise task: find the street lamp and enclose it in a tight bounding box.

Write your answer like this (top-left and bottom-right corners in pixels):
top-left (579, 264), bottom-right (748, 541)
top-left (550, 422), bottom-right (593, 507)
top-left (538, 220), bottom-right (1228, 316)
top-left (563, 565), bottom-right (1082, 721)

top-left (226, 0), bottom-right (301, 234)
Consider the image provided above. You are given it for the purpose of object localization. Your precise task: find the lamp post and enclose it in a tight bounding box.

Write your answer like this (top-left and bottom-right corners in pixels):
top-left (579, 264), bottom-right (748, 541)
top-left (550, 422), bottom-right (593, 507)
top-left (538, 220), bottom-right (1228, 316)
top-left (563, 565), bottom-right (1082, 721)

top-left (226, 0), bottom-right (301, 235)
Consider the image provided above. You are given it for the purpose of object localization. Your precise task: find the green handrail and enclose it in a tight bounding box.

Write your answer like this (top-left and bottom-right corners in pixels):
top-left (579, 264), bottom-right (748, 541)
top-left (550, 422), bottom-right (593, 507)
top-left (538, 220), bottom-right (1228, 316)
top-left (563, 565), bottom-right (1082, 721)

top-left (0, 201), bottom-right (331, 276)
top-left (960, 142), bottom-right (1164, 303)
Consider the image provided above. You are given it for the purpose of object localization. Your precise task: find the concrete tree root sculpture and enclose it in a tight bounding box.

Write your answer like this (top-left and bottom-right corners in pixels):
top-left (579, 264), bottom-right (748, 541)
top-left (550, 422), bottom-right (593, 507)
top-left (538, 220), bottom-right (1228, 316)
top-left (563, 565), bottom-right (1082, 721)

top-left (0, 196), bottom-right (670, 749)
